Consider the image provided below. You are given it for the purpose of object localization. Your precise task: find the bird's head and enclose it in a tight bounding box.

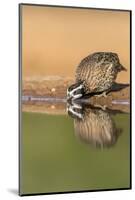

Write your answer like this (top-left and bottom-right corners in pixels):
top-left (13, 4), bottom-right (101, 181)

top-left (67, 81), bottom-right (85, 101)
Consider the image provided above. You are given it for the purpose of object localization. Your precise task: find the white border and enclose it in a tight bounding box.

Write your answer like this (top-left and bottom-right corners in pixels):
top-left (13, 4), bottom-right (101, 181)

top-left (0, 0), bottom-right (134, 199)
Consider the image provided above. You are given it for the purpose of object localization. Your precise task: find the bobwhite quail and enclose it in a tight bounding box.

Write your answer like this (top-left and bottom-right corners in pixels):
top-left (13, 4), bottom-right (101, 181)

top-left (67, 52), bottom-right (126, 100)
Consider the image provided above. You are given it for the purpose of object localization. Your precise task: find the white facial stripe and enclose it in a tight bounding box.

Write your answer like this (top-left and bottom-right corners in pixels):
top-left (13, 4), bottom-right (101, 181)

top-left (72, 103), bottom-right (82, 109)
top-left (72, 94), bottom-right (82, 100)
top-left (68, 107), bottom-right (83, 119)
top-left (69, 84), bottom-right (83, 95)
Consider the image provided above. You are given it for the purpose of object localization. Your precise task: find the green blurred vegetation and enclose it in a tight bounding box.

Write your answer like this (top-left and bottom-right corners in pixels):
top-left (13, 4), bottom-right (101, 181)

top-left (20, 112), bottom-right (130, 195)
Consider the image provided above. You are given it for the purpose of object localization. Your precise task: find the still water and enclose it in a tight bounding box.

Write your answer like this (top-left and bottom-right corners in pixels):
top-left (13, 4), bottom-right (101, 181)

top-left (21, 103), bottom-right (130, 195)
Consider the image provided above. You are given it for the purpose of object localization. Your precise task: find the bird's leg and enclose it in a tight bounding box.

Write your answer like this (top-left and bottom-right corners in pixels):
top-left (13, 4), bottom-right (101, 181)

top-left (95, 91), bottom-right (107, 98)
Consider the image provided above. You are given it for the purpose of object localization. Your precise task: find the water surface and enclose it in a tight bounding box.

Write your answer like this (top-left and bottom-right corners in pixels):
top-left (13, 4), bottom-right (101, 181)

top-left (20, 109), bottom-right (130, 195)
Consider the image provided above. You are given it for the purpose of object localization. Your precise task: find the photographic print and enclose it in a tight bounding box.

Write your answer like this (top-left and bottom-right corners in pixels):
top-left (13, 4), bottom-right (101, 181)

top-left (19, 4), bottom-right (131, 196)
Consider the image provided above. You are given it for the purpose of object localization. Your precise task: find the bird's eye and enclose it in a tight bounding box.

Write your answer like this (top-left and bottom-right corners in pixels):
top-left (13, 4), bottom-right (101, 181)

top-left (74, 91), bottom-right (78, 95)
top-left (74, 90), bottom-right (81, 95)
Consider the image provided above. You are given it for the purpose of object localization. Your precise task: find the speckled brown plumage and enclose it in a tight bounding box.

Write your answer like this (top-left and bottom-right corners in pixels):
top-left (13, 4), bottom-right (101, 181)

top-left (75, 52), bottom-right (126, 94)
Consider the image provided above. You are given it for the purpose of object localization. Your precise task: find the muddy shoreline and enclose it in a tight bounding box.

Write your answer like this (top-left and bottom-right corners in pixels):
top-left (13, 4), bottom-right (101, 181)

top-left (22, 77), bottom-right (130, 114)
top-left (22, 77), bottom-right (130, 99)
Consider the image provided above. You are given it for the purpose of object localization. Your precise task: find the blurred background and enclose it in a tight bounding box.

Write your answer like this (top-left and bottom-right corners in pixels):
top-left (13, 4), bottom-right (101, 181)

top-left (22, 5), bottom-right (130, 83)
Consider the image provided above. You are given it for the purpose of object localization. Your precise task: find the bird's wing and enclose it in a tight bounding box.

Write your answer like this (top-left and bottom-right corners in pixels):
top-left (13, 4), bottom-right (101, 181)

top-left (75, 53), bottom-right (115, 82)
top-left (75, 53), bottom-right (101, 82)
top-left (75, 59), bottom-right (94, 82)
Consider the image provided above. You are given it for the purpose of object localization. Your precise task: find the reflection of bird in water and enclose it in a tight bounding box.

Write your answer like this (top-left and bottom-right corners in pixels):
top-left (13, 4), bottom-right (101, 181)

top-left (67, 52), bottom-right (126, 100)
top-left (67, 102), bottom-right (122, 148)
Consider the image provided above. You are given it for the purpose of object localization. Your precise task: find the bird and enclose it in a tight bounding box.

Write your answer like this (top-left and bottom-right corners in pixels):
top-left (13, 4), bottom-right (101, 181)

top-left (67, 52), bottom-right (127, 100)
top-left (67, 102), bottom-right (122, 148)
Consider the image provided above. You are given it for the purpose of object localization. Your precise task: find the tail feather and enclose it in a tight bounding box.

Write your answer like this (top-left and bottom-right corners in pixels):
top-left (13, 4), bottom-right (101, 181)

top-left (119, 63), bottom-right (127, 71)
